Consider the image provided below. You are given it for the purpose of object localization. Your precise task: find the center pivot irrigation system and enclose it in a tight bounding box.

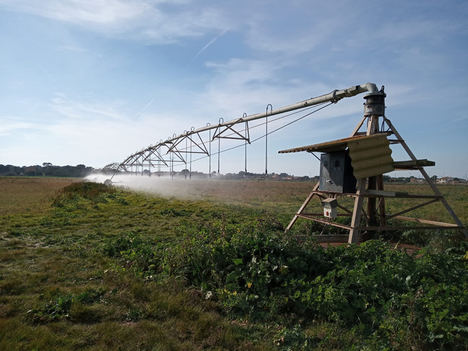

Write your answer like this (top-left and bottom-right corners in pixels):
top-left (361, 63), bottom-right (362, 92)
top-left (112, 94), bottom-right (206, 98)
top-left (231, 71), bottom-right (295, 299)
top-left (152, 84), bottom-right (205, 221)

top-left (106, 82), bottom-right (466, 242)
top-left (105, 83), bottom-right (379, 178)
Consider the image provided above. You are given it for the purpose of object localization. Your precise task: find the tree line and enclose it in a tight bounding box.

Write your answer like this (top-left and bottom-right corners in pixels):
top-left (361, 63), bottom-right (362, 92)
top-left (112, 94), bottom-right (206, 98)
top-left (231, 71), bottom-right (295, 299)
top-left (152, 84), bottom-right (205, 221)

top-left (0, 163), bottom-right (94, 178)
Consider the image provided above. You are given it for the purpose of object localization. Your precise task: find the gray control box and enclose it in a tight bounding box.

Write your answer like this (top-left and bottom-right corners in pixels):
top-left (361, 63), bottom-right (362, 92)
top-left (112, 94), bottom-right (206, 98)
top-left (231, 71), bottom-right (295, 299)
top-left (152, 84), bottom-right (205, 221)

top-left (319, 151), bottom-right (356, 193)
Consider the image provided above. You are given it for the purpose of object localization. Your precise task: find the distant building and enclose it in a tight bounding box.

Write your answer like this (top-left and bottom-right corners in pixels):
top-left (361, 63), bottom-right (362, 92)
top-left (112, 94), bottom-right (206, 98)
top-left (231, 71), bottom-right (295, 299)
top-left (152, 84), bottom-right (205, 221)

top-left (437, 177), bottom-right (455, 184)
top-left (409, 177), bottom-right (424, 184)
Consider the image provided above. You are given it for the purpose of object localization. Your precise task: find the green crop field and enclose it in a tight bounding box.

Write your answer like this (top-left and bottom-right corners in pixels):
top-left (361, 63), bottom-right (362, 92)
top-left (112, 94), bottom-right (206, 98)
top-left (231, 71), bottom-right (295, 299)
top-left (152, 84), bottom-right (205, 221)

top-left (0, 177), bottom-right (467, 350)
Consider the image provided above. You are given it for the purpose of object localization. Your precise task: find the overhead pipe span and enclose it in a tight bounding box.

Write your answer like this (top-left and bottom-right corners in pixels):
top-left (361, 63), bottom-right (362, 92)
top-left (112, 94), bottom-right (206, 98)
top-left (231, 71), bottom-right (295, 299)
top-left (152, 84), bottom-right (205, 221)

top-left (114, 82), bottom-right (379, 168)
top-left (189, 82), bottom-right (379, 135)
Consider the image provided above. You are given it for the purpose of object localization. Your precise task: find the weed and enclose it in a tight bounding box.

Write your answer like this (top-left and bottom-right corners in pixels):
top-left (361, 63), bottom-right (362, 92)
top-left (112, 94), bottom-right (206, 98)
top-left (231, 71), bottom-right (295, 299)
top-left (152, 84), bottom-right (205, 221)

top-left (101, 232), bottom-right (160, 276)
top-left (125, 307), bottom-right (145, 322)
top-left (163, 228), bottom-right (468, 349)
top-left (274, 325), bottom-right (319, 350)
top-left (27, 293), bottom-right (73, 324)
top-left (52, 182), bottom-right (115, 207)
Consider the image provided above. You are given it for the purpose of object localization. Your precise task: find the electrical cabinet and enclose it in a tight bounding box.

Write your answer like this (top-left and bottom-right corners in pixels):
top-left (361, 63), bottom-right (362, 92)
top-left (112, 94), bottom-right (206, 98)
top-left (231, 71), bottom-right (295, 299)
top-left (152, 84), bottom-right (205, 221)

top-left (319, 151), bottom-right (356, 193)
top-left (321, 198), bottom-right (338, 219)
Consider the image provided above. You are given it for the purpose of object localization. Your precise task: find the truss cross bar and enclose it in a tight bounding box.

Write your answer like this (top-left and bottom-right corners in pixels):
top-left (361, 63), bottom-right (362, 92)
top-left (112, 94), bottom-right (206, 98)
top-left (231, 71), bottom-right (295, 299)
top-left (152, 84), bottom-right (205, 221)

top-left (212, 123), bottom-right (250, 142)
top-left (166, 135), bottom-right (186, 154)
top-left (186, 132), bottom-right (209, 155)
top-left (143, 148), bottom-right (168, 167)
top-left (167, 147), bottom-right (186, 163)
top-left (146, 158), bottom-right (184, 163)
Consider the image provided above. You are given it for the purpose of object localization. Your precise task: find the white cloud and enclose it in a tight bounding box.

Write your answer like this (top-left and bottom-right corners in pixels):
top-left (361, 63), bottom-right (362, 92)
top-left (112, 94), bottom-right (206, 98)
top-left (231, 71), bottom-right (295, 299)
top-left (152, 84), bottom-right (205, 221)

top-left (0, 118), bottom-right (39, 136)
top-left (0, 0), bottom-right (229, 43)
top-left (199, 58), bottom-right (362, 120)
top-left (41, 110), bottom-right (181, 165)
top-left (50, 93), bottom-right (128, 121)
top-left (0, 95), bottom-right (185, 166)
top-left (192, 28), bottom-right (229, 60)
top-left (0, 0), bottom-right (151, 25)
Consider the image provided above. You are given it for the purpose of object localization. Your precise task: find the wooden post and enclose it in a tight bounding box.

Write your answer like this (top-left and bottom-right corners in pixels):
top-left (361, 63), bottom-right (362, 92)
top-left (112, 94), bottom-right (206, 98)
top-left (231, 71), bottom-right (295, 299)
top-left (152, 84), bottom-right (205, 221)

top-left (377, 175), bottom-right (386, 226)
top-left (366, 115), bottom-right (379, 228)
top-left (367, 176), bottom-right (377, 227)
top-left (348, 179), bottom-right (366, 243)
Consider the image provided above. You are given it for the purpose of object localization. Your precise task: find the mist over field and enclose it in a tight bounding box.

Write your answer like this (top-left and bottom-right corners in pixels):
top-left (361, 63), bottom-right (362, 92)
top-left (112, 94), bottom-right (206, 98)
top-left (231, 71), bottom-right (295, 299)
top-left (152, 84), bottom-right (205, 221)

top-left (85, 173), bottom-right (312, 207)
top-left (86, 173), bottom-right (251, 201)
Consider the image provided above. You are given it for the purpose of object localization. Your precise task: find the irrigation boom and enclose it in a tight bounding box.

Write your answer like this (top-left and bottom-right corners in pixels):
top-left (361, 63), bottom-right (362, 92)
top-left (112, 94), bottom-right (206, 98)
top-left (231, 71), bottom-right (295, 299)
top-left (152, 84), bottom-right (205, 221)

top-left (184, 83), bottom-right (378, 135)
top-left (108, 82), bottom-right (380, 176)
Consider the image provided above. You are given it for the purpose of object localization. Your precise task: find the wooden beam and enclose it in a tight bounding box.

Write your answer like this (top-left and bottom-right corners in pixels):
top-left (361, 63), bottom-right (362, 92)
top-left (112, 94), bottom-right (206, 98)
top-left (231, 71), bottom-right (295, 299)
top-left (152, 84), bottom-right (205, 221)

top-left (364, 189), bottom-right (402, 197)
top-left (363, 190), bottom-right (440, 199)
top-left (377, 174), bottom-right (386, 227)
top-left (350, 115), bottom-right (367, 136)
top-left (336, 203), bottom-right (353, 215)
top-left (348, 179), bottom-right (366, 243)
top-left (387, 198), bottom-right (439, 219)
top-left (297, 214), bottom-right (352, 230)
top-left (362, 225), bottom-right (463, 231)
top-left (395, 215), bottom-right (461, 228)
top-left (301, 213), bottom-right (351, 217)
top-left (393, 159), bottom-right (435, 170)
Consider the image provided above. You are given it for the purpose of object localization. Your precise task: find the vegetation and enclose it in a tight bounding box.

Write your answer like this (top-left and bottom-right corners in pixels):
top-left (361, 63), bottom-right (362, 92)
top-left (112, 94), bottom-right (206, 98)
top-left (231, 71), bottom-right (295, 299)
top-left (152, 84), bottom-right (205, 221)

top-left (0, 177), bottom-right (466, 350)
top-left (0, 163), bottom-right (93, 177)
top-left (164, 231), bottom-right (467, 349)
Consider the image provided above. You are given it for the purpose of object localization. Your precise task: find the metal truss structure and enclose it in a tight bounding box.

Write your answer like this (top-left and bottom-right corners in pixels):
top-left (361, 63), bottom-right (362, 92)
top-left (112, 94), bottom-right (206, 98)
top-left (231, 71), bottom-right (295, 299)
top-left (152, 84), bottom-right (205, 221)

top-left (107, 83), bottom-right (382, 178)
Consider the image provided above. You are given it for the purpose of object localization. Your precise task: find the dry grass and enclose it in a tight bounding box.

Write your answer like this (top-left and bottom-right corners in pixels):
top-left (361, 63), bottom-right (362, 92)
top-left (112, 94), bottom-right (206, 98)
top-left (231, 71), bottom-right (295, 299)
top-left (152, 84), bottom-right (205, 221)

top-left (0, 177), bottom-right (79, 215)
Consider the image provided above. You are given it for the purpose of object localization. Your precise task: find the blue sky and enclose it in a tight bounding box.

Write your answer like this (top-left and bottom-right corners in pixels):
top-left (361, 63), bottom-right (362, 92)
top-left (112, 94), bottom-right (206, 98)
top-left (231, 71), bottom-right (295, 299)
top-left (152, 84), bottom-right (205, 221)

top-left (1, 0), bottom-right (467, 177)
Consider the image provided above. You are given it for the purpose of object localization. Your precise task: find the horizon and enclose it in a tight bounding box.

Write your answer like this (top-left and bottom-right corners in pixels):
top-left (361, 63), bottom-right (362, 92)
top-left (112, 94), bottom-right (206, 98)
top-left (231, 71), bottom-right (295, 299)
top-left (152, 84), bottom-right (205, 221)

top-left (2, 162), bottom-right (467, 180)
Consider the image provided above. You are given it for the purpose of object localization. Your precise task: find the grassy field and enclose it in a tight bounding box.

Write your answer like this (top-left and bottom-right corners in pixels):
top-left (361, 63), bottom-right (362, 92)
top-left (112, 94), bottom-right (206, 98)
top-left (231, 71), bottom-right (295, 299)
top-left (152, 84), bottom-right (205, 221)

top-left (99, 177), bottom-right (468, 226)
top-left (0, 177), bottom-right (81, 215)
top-left (0, 177), bottom-right (274, 350)
top-left (0, 177), bottom-right (466, 350)
top-left (138, 178), bottom-right (467, 229)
